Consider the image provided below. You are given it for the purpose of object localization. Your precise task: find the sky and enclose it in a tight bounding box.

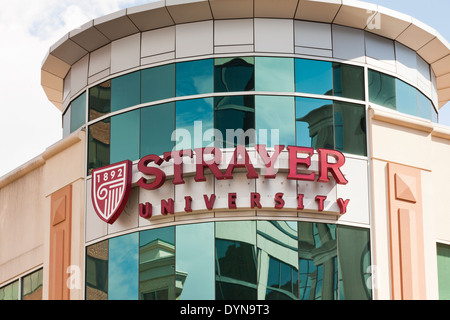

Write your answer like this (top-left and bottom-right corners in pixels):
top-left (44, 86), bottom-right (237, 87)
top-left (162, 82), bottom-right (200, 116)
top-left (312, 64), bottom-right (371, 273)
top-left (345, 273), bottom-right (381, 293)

top-left (0, 0), bottom-right (449, 178)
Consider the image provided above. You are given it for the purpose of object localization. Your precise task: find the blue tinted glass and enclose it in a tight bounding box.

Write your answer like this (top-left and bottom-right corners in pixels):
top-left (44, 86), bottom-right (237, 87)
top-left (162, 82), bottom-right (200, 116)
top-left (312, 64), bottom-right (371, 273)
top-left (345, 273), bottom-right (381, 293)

top-left (296, 97), bottom-right (334, 149)
top-left (299, 222), bottom-right (337, 300)
top-left (109, 233), bottom-right (139, 300)
top-left (417, 91), bottom-right (432, 120)
top-left (255, 95), bottom-right (295, 147)
top-left (215, 95), bottom-right (255, 148)
top-left (88, 119), bottom-right (110, 175)
top-left (215, 57), bottom-right (254, 92)
top-left (215, 221), bottom-right (257, 300)
top-left (368, 70), bottom-right (396, 109)
top-left (89, 80), bottom-right (111, 121)
top-left (110, 110), bottom-right (140, 163)
top-left (139, 227), bottom-right (175, 300)
top-left (176, 98), bottom-right (214, 150)
top-left (176, 59), bottom-right (213, 96)
top-left (255, 57), bottom-right (295, 92)
top-left (396, 79), bottom-right (417, 116)
top-left (141, 64), bottom-right (175, 103)
top-left (70, 92), bottom-right (86, 133)
top-left (257, 221), bottom-right (299, 300)
top-left (141, 103), bottom-right (175, 157)
top-left (333, 63), bottom-right (365, 100)
top-left (295, 59), bottom-right (333, 96)
top-left (176, 223), bottom-right (215, 300)
top-left (111, 72), bottom-right (140, 112)
top-left (337, 225), bottom-right (372, 300)
top-left (334, 102), bottom-right (366, 156)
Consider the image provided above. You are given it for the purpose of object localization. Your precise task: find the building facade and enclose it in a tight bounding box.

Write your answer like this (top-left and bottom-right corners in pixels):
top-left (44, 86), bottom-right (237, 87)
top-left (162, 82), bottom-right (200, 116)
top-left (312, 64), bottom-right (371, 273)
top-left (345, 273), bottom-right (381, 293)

top-left (1, 0), bottom-right (450, 300)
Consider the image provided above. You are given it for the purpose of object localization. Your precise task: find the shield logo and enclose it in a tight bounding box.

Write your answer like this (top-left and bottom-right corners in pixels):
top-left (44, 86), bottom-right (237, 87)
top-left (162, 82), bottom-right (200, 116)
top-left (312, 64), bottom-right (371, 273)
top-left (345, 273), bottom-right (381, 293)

top-left (91, 160), bottom-right (133, 224)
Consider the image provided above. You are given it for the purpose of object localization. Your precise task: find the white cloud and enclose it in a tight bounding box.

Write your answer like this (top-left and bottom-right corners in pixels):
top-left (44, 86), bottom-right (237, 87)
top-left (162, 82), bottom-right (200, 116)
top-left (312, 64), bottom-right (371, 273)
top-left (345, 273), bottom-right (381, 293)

top-left (0, 0), bottom-right (152, 177)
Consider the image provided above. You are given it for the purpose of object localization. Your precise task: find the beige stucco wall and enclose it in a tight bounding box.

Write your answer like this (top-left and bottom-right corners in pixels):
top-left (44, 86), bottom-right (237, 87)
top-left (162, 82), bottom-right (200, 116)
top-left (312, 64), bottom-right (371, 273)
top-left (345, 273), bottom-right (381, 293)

top-left (369, 106), bottom-right (450, 300)
top-left (0, 130), bottom-right (86, 300)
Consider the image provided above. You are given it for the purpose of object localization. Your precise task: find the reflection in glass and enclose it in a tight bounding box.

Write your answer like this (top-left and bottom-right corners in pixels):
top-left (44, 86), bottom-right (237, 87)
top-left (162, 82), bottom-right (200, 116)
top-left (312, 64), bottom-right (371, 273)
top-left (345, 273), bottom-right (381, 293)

top-left (255, 57), bottom-right (294, 92)
top-left (337, 225), bottom-right (372, 300)
top-left (70, 92), bottom-right (86, 134)
top-left (437, 243), bottom-right (450, 300)
top-left (295, 58), bottom-right (333, 96)
top-left (141, 64), bottom-right (176, 103)
top-left (109, 233), bottom-right (139, 300)
top-left (215, 95), bottom-right (255, 148)
top-left (255, 95), bottom-right (295, 148)
top-left (396, 79), bottom-right (417, 117)
top-left (21, 269), bottom-right (43, 300)
top-left (417, 91), bottom-right (432, 121)
top-left (216, 221), bottom-right (257, 300)
top-left (176, 98), bottom-right (214, 150)
top-left (89, 80), bottom-right (111, 121)
top-left (88, 118), bottom-right (110, 175)
top-left (333, 63), bottom-right (365, 100)
top-left (257, 221), bottom-right (299, 300)
top-left (215, 57), bottom-right (254, 92)
top-left (295, 97), bottom-right (334, 150)
top-left (334, 102), bottom-right (366, 156)
top-left (86, 240), bottom-right (109, 300)
top-left (141, 103), bottom-right (175, 157)
top-left (139, 227), bottom-right (175, 300)
top-left (176, 223), bottom-right (215, 300)
top-left (0, 280), bottom-right (19, 300)
top-left (176, 59), bottom-right (214, 97)
top-left (111, 71), bottom-right (140, 112)
top-left (110, 110), bottom-right (140, 164)
top-left (368, 69), bottom-right (396, 109)
top-left (298, 222), bottom-right (338, 300)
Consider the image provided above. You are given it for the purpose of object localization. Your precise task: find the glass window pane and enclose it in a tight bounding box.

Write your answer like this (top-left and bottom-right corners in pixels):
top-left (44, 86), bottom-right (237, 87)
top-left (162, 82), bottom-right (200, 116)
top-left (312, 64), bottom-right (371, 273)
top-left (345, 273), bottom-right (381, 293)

top-left (88, 118), bottom-right (111, 175)
top-left (63, 107), bottom-right (71, 138)
top-left (0, 280), bottom-right (19, 300)
top-left (295, 97), bottom-right (334, 150)
top-left (176, 97), bottom-right (214, 150)
top-left (21, 269), bottom-right (43, 300)
top-left (110, 110), bottom-right (140, 164)
top-left (295, 58), bottom-right (333, 96)
top-left (140, 227), bottom-right (175, 300)
top-left (256, 95), bottom-right (295, 148)
top-left (257, 221), bottom-right (298, 300)
top-left (298, 222), bottom-right (337, 300)
top-left (256, 57), bottom-right (294, 92)
top-left (70, 92), bottom-right (86, 133)
top-left (176, 59), bottom-right (213, 97)
top-left (176, 223), bottom-right (215, 300)
top-left (396, 79), bottom-right (417, 116)
top-left (215, 221), bottom-right (257, 300)
top-left (215, 95), bottom-right (255, 148)
top-left (215, 57), bottom-right (254, 92)
top-left (111, 71), bottom-right (140, 112)
top-left (333, 63), bottom-right (365, 100)
top-left (89, 80), bottom-right (111, 121)
top-left (109, 233), bottom-right (139, 300)
top-left (368, 70), bottom-right (396, 109)
top-left (334, 101), bottom-right (366, 156)
top-left (437, 243), bottom-right (450, 300)
top-left (86, 240), bottom-right (109, 300)
top-left (417, 91), bottom-right (432, 121)
top-left (337, 225), bottom-right (372, 300)
top-left (141, 103), bottom-right (175, 157)
top-left (141, 64), bottom-right (175, 103)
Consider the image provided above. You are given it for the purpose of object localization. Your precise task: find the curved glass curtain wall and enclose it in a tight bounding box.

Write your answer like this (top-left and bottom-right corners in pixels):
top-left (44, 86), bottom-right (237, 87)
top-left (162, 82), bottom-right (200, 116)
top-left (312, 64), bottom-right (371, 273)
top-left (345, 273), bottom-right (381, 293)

top-left (63, 57), bottom-right (438, 169)
top-left (82, 56), bottom-right (373, 175)
top-left (85, 220), bottom-right (372, 300)
top-left (368, 69), bottom-right (438, 122)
